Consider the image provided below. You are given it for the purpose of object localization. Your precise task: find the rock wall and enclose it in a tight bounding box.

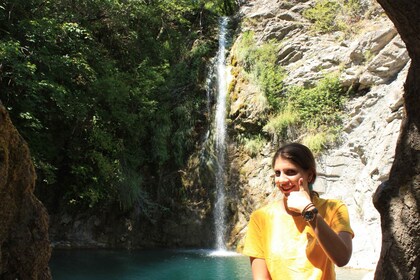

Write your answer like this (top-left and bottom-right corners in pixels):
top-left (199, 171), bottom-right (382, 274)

top-left (315, 63), bottom-right (407, 269)
top-left (225, 0), bottom-right (409, 270)
top-left (0, 104), bottom-right (51, 279)
top-left (372, 0), bottom-right (420, 279)
top-left (39, 3), bottom-right (416, 275)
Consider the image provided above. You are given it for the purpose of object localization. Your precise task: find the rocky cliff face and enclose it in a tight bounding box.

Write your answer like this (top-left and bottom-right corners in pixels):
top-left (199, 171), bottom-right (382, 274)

top-left (372, 0), bottom-right (420, 279)
top-left (0, 104), bottom-right (51, 279)
top-left (42, 1), bottom-right (415, 274)
top-left (224, 0), bottom-right (409, 270)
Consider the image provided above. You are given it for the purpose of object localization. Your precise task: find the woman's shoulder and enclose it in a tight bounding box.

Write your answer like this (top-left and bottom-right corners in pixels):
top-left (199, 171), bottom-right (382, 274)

top-left (314, 196), bottom-right (347, 211)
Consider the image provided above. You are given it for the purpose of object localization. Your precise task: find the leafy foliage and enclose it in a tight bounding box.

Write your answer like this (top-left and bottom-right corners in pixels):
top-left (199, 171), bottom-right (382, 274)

top-left (0, 0), bottom-right (236, 215)
top-left (234, 31), bottom-right (286, 110)
top-left (263, 108), bottom-right (298, 139)
top-left (302, 132), bottom-right (329, 155)
top-left (303, 0), bottom-right (342, 33)
top-left (303, 0), bottom-right (364, 33)
top-left (241, 134), bottom-right (266, 157)
top-left (232, 30), bottom-right (347, 153)
top-left (275, 73), bottom-right (348, 153)
top-left (287, 74), bottom-right (346, 127)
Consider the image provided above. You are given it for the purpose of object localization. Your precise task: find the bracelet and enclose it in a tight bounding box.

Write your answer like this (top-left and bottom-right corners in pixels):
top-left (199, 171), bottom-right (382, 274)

top-left (301, 203), bottom-right (314, 215)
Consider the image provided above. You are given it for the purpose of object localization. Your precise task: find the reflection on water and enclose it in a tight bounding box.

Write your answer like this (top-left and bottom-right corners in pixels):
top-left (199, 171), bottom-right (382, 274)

top-left (49, 249), bottom-right (373, 280)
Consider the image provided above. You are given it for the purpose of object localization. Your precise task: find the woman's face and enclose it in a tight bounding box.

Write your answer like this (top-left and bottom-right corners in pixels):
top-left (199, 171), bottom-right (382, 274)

top-left (273, 156), bottom-right (313, 197)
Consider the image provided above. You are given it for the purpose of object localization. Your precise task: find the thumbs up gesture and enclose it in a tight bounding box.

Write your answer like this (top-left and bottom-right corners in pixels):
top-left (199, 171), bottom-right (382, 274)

top-left (286, 178), bottom-right (312, 214)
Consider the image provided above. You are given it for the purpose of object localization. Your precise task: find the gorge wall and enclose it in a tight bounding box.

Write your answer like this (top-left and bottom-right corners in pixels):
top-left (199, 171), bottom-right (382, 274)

top-left (372, 0), bottom-right (420, 279)
top-left (42, 0), bottom-right (417, 276)
top-left (222, 0), bottom-right (409, 270)
top-left (0, 103), bottom-right (51, 279)
top-left (2, 0), bottom-right (416, 278)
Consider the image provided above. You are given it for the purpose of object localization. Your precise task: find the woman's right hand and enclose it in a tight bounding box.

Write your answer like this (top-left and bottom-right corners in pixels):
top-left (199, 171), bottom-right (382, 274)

top-left (285, 178), bottom-right (312, 214)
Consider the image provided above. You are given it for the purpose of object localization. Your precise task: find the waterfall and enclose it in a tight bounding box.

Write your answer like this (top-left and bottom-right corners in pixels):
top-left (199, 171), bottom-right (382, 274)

top-left (213, 17), bottom-right (229, 251)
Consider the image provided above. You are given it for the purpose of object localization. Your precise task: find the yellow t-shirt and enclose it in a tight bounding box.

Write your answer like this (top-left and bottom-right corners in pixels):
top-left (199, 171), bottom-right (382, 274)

top-left (242, 196), bottom-right (354, 280)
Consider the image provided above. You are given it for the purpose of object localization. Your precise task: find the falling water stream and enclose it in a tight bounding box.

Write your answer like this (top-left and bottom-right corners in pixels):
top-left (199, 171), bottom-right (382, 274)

top-left (213, 17), bottom-right (229, 251)
top-left (49, 16), bottom-right (374, 280)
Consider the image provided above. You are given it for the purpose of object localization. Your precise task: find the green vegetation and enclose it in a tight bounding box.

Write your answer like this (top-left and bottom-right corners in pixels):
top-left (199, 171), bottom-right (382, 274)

top-left (302, 132), bottom-right (329, 155)
top-left (1, 0), bottom-right (350, 219)
top-left (263, 109), bottom-right (298, 140)
top-left (233, 29), bottom-right (347, 154)
top-left (0, 0), bottom-right (239, 216)
top-left (235, 31), bottom-right (286, 110)
top-left (287, 74), bottom-right (346, 127)
top-left (242, 134), bottom-right (266, 157)
top-left (303, 0), bottom-right (342, 33)
top-left (280, 74), bottom-right (348, 154)
top-left (303, 0), bottom-right (364, 33)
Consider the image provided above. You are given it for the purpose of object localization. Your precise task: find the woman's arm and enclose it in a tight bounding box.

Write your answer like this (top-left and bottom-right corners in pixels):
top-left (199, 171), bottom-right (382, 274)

top-left (308, 217), bottom-right (353, 267)
top-left (287, 179), bottom-right (353, 267)
top-left (250, 257), bottom-right (272, 280)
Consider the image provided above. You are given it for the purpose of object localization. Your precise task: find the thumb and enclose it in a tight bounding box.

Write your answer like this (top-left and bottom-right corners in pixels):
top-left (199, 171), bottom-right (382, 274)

top-left (299, 178), bottom-right (305, 192)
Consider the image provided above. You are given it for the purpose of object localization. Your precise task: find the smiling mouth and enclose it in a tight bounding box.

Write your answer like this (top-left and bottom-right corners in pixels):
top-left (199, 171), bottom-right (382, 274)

top-left (281, 185), bottom-right (294, 192)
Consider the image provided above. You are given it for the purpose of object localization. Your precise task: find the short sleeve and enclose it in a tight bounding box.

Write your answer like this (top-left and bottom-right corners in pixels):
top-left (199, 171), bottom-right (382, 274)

top-left (242, 211), bottom-right (265, 259)
top-left (330, 202), bottom-right (354, 238)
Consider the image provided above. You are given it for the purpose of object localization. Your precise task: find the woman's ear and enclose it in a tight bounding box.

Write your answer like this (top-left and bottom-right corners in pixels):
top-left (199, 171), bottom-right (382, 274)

top-left (308, 172), bottom-right (314, 183)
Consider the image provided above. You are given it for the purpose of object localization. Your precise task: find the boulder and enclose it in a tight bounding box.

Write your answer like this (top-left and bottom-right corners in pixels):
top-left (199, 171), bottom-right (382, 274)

top-left (0, 103), bottom-right (51, 279)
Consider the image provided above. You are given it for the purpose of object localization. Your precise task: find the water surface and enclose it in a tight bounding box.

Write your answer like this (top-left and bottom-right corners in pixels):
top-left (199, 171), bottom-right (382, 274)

top-left (50, 249), bottom-right (372, 280)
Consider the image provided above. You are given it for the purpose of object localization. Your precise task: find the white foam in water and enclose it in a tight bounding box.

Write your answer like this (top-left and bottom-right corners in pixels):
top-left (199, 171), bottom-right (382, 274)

top-left (208, 250), bottom-right (241, 257)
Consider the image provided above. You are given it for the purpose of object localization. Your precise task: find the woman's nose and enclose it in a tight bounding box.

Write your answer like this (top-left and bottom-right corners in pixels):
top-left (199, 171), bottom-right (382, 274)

top-left (275, 173), bottom-right (289, 184)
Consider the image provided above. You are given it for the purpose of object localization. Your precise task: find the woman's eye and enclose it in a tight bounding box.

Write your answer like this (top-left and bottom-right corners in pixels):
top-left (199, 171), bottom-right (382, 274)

top-left (285, 170), bottom-right (297, 176)
top-left (274, 171), bottom-right (281, 177)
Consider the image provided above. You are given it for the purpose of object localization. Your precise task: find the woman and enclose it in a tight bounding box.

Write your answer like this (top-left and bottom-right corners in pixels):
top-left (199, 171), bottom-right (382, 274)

top-left (242, 143), bottom-right (354, 280)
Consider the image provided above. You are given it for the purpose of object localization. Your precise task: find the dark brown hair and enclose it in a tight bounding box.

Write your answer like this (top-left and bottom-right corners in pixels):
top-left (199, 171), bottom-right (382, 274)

top-left (272, 143), bottom-right (317, 184)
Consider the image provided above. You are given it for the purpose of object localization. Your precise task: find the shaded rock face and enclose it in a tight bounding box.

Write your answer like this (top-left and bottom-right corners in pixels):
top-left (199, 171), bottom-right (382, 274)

top-left (0, 104), bottom-right (51, 279)
top-left (49, 198), bottom-right (214, 250)
top-left (372, 1), bottom-right (420, 279)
